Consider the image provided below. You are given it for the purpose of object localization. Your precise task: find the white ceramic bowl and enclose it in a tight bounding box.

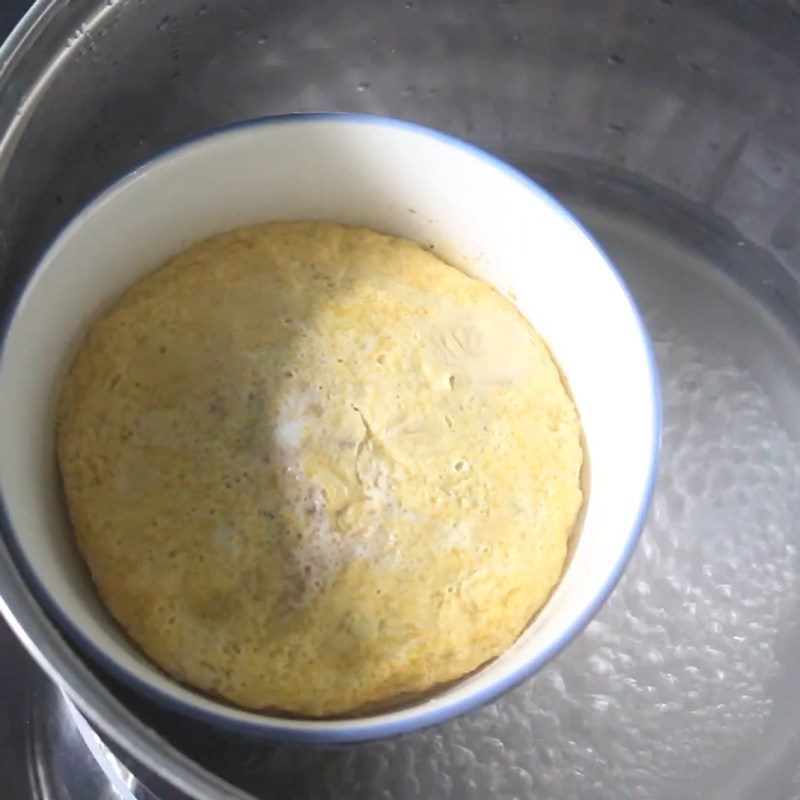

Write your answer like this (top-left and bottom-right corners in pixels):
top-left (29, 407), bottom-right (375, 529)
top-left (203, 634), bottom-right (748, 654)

top-left (0, 114), bottom-right (659, 743)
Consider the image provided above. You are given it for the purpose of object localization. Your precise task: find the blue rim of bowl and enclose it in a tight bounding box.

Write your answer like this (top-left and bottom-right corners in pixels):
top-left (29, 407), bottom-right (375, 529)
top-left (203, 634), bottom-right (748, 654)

top-left (0, 112), bottom-right (662, 744)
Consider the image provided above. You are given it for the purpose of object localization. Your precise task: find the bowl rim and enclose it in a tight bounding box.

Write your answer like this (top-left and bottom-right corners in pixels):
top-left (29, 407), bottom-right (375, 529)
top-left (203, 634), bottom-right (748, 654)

top-left (0, 111), bottom-right (662, 743)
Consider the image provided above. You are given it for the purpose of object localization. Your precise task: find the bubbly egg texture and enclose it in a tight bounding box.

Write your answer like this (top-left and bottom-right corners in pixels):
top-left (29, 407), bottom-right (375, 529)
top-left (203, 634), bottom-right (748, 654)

top-left (57, 221), bottom-right (583, 716)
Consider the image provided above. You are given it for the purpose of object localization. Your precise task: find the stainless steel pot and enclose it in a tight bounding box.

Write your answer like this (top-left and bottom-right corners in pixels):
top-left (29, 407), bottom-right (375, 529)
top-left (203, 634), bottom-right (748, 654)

top-left (2, 1), bottom-right (800, 798)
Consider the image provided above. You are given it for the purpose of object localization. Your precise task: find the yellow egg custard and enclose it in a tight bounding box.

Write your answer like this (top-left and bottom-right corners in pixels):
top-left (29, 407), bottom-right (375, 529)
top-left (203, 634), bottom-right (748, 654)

top-left (56, 221), bottom-right (583, 716)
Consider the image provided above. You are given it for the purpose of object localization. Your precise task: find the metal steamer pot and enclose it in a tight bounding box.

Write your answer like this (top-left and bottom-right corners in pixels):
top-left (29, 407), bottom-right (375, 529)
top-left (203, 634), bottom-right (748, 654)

top-left (2, 1), bottom-right (800, 798)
